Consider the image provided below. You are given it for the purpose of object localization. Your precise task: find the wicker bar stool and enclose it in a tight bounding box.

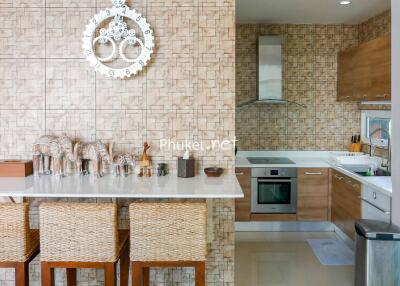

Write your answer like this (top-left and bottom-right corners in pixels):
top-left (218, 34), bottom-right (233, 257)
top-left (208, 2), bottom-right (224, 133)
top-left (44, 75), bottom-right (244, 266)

top-left (129, 202), bottom-right (207, 286)
top-left (39, 202), bottom-right (129, 286)
top-left (0, 203), bottom-right (40, 286)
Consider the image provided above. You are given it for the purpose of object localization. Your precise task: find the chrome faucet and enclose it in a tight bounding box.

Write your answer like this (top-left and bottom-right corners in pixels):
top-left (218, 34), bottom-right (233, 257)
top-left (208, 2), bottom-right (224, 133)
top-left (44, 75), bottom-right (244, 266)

top-left (369, 128), bottom-right (391, 173)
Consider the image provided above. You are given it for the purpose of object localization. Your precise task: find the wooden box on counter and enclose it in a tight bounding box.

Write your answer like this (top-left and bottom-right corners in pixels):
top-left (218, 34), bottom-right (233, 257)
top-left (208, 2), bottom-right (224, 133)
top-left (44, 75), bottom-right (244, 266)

top-left (0, 160), bottom-right (33, 177)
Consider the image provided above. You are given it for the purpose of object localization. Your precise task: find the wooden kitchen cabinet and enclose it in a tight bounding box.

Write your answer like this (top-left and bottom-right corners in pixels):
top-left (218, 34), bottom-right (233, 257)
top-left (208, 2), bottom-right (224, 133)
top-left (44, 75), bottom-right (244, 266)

top-left (337, 35), bottom-right (391, 102)
top-left (235, 167), bottom-right (251, 221)
top-left (331, 169), bottom-right (361, 239)
top-left (297, 168), bottom-right (329, 221)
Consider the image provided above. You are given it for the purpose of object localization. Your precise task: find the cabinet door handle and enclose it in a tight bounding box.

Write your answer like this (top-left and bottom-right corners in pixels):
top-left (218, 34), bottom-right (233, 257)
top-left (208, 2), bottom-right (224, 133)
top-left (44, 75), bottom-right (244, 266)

top-left (334, 174), bottom-right (343, 180)
top-left (359, 197), bottom-right (391, 215)
top-left (375, 94), bottom-right (386, 98)
top-left (235, 172), bottom-right (244, 176)
top-left (305, 172), bottom-right (322, 175)
top-left (346, 181), bottom-right (358, 189)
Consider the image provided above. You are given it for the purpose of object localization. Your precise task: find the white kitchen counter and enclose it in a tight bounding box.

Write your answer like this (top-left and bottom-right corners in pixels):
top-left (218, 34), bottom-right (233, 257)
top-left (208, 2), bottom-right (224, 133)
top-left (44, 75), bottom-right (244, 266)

top-left (331, 165), bottom-right (392, 196)
top-left (0, 173), bottom-right (244, 199)
top-left (236, 151), bottom-right (392, 196)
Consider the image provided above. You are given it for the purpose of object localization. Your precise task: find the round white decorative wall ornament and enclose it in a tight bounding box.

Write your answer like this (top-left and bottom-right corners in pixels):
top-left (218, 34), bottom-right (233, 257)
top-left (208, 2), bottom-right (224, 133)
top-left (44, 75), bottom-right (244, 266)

top-left (82, 0), bottom-right (154, 79)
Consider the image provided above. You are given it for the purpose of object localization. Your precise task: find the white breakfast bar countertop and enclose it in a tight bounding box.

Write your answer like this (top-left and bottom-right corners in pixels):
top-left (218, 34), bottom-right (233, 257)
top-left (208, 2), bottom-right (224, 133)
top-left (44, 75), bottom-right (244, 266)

top-left (0, 173), bottom-right (244, 198)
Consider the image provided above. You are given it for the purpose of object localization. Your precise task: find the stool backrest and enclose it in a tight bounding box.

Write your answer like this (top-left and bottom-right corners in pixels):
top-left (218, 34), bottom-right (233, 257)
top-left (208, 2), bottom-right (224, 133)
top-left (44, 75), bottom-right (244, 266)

top-left (39, 203), bottom-right (118, 262)
top-left (0, 203), bottom-right (31, 262)
top-left (129, 202), bottom-right (207, 262)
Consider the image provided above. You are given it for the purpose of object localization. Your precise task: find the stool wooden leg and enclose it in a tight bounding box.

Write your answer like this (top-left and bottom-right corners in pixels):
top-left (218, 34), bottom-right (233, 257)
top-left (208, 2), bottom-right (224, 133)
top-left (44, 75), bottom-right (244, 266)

top-left (15, 262), bottom-right (29, 286)
top-left (104, 263), bottom-right (116, 286)
top-left (41, 262), bottom-right (54, 286)
top-left (66, 268), bottom-right (77, 286)
top-left (120, 250), bottom-right (130, 286)
top-left (195, 262), bottom-right (205, 286)
top-left (142, 267), bottom-right (150, 286)
top-left (131, 262), bottom-right (142, 286)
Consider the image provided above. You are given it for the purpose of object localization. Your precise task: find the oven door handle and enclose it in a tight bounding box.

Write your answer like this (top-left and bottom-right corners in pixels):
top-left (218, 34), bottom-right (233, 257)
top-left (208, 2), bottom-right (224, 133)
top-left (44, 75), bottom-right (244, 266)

top-left (257, 179), bottom-right (293, 183)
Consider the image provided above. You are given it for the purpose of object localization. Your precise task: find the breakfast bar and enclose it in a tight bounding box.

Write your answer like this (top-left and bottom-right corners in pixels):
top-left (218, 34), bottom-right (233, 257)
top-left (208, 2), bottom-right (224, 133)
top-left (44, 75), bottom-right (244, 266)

top-left (0, 174), bottom-right (243, 286)
top-left (0, 174), bottom-right (243, 199)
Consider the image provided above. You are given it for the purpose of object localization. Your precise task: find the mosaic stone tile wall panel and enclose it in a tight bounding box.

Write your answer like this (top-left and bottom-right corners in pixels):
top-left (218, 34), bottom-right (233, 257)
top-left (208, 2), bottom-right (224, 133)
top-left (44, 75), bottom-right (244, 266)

top-left (236, 24), bottom-right (360, 150)
top-left (0, 0), bottom-right (235, 172)
top-left (358, 10), bottom-right (391, 43)
top-left (236, 10), bottom-right (391, 151)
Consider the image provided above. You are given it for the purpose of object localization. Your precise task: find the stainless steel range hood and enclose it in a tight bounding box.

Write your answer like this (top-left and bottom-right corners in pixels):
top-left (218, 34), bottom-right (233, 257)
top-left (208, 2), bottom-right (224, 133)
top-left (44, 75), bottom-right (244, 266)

top-left (257, 35), bottom-right (284, 103)
top-left (236, 35), bottom-right (306, 109)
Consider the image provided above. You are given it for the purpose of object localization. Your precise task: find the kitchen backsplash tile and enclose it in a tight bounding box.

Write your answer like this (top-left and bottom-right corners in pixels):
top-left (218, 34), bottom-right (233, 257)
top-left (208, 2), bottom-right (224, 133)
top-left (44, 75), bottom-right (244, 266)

top-left (236, 10), bottom-right (390, 151)
top-left (287, 134), bottom-right (315, 150)
top-left (259, 134), bottom-right (287, 151)
top-left (315, 135), bottom-right (346, 151)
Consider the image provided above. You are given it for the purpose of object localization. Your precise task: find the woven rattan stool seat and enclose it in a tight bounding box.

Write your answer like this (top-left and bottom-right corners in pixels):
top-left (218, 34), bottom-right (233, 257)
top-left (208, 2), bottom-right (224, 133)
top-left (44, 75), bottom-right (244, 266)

top-left (0, 203), bottom-right (40, 286)
top-left (39, 202), bottom-right (130, 286)
top-left (39, 202), bottom-right (121, 262)
top-left (0, 203), bottom-right (39, 262)
top-left (129, 202), bottom-right (207, 286)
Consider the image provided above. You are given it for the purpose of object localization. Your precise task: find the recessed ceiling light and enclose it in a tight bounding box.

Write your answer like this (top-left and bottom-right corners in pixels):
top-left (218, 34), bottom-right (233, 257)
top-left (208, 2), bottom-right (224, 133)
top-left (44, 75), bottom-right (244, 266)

top-left (340, 0), bottom-right (352, 5)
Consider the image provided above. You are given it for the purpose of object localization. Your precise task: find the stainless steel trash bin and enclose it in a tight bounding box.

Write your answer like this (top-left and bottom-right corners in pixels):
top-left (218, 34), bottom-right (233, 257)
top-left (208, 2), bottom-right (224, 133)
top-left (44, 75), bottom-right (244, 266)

top-left (355, 219), bottom-right (400, 286)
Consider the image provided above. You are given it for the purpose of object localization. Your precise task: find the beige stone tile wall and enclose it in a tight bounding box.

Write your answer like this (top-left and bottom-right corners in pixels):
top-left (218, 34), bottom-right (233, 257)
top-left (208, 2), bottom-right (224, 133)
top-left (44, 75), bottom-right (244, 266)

top-left (0, 0), bottom-right (235, 284)
top-left (236, 11), bottom-right (390, 151)
top-left (0, 0), bottom-right (235, 172)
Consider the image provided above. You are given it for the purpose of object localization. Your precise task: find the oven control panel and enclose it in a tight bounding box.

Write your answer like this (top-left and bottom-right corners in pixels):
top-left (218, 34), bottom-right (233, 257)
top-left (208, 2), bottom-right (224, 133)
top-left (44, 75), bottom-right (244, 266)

top-left (251, 167), bottom-right (297, 178)
top-left (270, 170), bottom-right (279, 176)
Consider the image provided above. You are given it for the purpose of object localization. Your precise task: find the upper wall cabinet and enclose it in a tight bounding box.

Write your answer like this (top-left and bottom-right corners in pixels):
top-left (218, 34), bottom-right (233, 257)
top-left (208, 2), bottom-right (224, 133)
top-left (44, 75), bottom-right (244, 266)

top-left (337, 35), bottom-right (391, 102)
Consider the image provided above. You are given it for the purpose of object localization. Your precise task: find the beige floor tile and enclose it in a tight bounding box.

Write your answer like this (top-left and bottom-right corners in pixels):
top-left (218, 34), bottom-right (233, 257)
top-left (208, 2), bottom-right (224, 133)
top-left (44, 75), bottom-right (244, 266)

top-left (236, 232), bottom-right (354, 286)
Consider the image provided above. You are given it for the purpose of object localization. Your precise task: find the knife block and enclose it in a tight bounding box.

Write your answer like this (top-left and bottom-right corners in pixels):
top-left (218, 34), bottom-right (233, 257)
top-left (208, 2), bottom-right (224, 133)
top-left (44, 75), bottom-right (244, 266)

top-left (349, 143), bottom-right (362, 152)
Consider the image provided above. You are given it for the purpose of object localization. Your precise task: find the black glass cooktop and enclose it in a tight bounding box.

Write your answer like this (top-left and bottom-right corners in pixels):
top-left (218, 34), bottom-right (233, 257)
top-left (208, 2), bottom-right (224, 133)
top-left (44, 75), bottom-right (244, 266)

top-left (246, 157), bottom-right (295, 164)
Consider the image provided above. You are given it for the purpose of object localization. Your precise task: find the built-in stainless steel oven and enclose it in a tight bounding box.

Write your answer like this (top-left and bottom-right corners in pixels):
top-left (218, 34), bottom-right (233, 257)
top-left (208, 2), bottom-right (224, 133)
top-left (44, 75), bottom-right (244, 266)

top-left (251, 167), bottom-right (297, 214)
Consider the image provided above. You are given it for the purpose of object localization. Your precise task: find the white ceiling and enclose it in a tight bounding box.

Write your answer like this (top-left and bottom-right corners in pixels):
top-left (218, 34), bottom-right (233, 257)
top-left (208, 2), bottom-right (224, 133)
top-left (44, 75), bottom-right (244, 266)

top-left (236, 0), bottom-right (390, 24)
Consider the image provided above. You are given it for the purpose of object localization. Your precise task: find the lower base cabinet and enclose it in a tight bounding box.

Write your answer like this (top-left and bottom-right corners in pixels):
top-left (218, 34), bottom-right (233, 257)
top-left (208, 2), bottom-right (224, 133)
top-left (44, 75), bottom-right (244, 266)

top-left (331, 169), bottom-right (361, 239)
top-left (234, 166), bottom-right (361, 234)
top-left (297, 168), bottom-right (329, 221)
top-left (235, 168), bottom-right (251, 221)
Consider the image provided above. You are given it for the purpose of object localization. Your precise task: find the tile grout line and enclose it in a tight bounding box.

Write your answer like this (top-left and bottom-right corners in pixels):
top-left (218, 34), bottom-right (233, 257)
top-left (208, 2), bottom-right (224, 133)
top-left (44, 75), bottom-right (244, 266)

top-left (94, 0), bottom-right (97, 141)
top-left (44, 0), bottom-right (47, 134)
top-left (313, 24), bottom-right (316, 149)
top-left (144, 0), bottom-right (148, 146)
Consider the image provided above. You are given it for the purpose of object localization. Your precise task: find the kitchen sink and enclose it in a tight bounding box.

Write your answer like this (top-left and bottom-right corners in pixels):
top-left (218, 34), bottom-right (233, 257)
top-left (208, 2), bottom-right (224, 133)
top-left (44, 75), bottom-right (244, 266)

top-left (340, 164), bottom-right (391, 177)
top-left (354, 169), bottom-right (391, 177)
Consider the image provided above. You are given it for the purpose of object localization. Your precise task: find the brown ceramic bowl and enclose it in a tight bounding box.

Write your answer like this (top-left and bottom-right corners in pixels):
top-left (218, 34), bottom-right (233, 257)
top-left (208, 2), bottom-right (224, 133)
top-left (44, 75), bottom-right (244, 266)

top-left (204, 167), bottom-right (224, 177)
